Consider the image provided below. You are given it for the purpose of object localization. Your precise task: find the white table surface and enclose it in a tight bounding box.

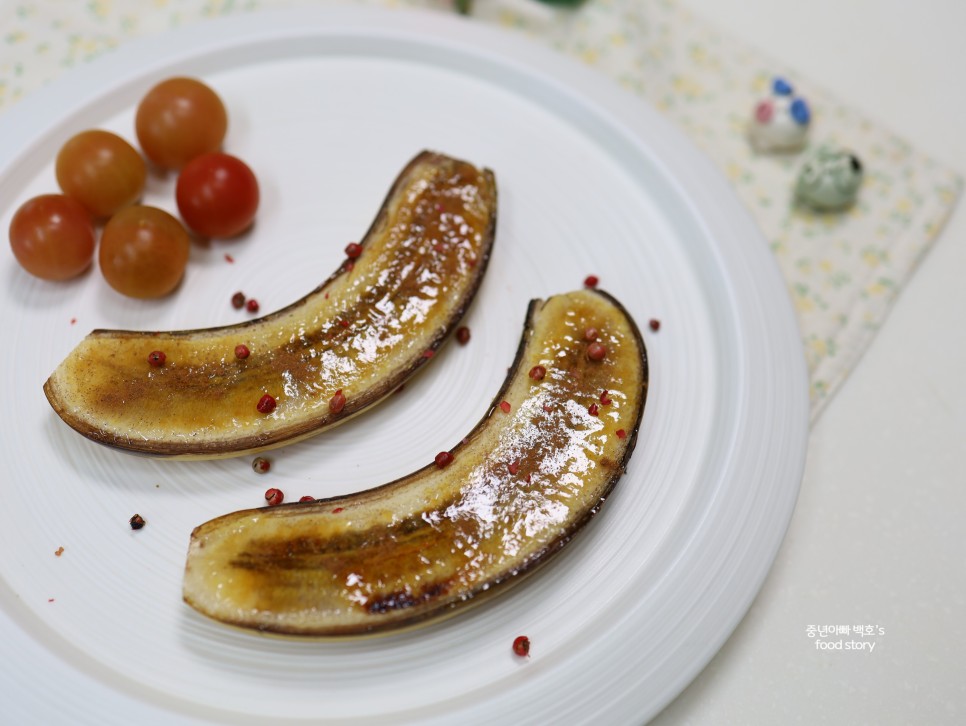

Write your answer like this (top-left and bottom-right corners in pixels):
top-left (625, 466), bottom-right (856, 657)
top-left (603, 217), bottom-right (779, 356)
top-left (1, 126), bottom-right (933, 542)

top-left (652, 1), bottom-right (966, 723)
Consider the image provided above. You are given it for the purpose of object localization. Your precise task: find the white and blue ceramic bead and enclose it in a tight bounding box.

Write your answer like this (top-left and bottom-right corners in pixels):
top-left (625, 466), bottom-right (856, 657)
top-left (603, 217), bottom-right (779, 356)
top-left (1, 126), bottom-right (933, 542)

top-left (795, 145), bottom-right (864, 211)
top-left (749, 76), bottom-right (811, 152)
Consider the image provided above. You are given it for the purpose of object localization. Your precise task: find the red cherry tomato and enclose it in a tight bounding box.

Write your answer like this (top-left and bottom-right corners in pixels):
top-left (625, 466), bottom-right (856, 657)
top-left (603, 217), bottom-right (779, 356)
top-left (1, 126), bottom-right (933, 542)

top-left (175, 152), bottom-right (259, 239)
top-left (99, 205), bottom-right (190, 299)
top-left (55, 129), bottom-right (146, 218)
top-left (8, 194), bottom-right (95, 281)
top-left (135, 77), bottom-right (228, 170)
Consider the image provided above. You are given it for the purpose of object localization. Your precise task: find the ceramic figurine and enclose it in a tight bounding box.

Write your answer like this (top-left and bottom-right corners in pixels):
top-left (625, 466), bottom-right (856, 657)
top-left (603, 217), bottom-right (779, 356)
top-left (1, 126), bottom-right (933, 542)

top-left (749, 77), bottom-right (811, 153)
top-left (795, 145), bottom-right (864, 211)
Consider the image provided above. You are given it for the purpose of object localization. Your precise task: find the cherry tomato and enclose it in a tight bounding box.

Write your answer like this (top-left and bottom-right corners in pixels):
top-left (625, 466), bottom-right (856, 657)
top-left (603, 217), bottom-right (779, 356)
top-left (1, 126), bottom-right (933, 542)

top-left (136, 77), bottom-right (228, 169)
top-left (176, 152), bottom-right (259, 238)
top-left (8, 194), bottom-right (95, 281)
top-left (99, 206), bottom-right (190, 299)
top-left (55, 129), bottom-right (146, 218)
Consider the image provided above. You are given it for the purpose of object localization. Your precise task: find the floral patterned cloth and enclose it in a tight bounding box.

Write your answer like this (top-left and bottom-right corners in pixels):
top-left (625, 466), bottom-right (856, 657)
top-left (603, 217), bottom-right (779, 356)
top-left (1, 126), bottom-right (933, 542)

top-left (1, 0), bottom-right (960, 420)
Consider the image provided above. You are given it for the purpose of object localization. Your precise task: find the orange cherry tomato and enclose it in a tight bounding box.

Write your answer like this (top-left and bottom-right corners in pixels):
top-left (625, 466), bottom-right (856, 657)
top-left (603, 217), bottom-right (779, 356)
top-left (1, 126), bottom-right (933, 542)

top-left (55, 130), bottom-right (146, 218)
top-left (8, 194), bottom-right (96, 281)
top-left (136, 77), bottom-right (228, 169)
top-left (99, 206), bottom-right (190, 299)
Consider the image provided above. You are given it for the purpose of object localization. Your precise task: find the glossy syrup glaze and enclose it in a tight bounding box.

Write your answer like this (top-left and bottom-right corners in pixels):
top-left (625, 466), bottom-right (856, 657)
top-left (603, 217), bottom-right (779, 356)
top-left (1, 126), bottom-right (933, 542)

top-left (183, 289), bottom-right (648, 635)
top-left (43, 152), bottom-right (497, 457)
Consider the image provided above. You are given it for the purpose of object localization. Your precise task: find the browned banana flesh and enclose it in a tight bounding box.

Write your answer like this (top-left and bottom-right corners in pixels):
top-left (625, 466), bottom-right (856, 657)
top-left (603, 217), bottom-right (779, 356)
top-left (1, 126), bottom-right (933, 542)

top-left (183, 288), bottom-right (648, 635)
top-left (43, 151), bottom-right (497, 459)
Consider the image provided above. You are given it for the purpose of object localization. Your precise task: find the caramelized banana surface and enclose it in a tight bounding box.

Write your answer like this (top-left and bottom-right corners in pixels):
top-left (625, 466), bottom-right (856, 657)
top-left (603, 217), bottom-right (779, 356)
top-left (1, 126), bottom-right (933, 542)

top-left (43, 151), bottom-right (497, 458)
top-left (183, 289), bottom-right (648, 635)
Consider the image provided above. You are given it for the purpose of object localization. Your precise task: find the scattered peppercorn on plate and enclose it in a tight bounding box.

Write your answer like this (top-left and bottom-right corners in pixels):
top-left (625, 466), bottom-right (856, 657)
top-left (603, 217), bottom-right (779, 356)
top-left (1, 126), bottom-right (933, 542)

top-left (0, 8), bottom-right (807, 726)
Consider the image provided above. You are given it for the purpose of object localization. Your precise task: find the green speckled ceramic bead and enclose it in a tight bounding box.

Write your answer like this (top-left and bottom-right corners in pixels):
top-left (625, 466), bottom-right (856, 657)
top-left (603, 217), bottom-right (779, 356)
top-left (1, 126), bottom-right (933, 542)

top-left (795, 145), bottom-right (864, 211)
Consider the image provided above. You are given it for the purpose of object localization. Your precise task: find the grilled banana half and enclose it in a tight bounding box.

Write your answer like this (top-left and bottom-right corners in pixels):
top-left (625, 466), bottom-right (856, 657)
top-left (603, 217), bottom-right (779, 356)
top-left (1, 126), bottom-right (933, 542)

top-left (43, 151), bottom-right (497, 459)
top-left (183, 288), bottom-right (648, 635)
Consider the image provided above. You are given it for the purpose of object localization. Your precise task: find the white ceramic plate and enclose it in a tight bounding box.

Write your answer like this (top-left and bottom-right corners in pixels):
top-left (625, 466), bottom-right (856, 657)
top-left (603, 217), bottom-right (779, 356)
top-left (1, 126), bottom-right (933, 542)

top-left (0, 8), bottom-right (808, 724)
